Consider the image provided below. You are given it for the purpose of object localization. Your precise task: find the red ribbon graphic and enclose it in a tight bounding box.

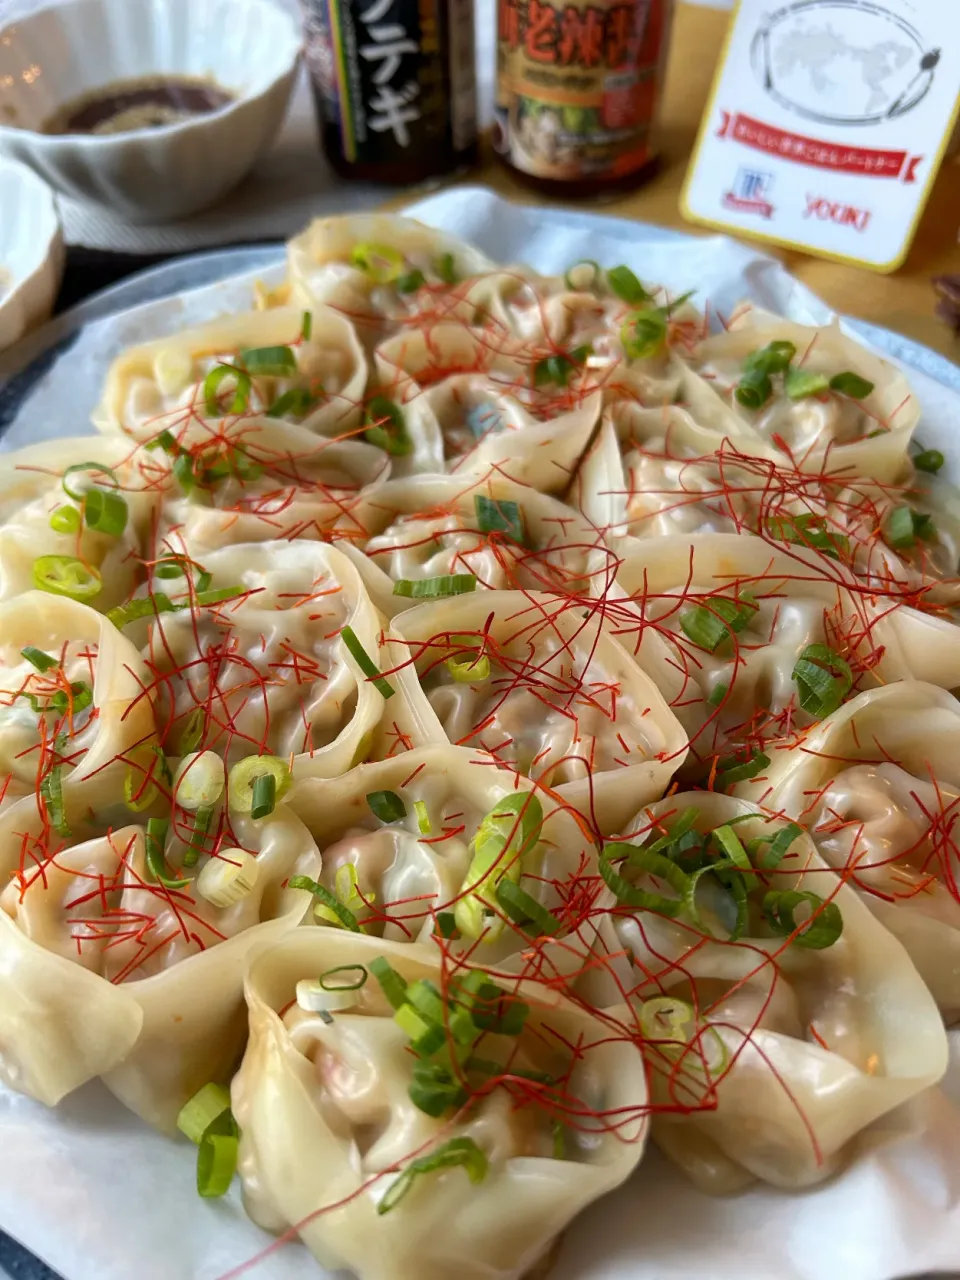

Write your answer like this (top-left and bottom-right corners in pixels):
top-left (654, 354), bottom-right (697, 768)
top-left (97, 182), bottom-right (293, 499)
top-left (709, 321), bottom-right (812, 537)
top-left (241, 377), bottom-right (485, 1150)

top-left (717, 111), bottom-right (923, 183)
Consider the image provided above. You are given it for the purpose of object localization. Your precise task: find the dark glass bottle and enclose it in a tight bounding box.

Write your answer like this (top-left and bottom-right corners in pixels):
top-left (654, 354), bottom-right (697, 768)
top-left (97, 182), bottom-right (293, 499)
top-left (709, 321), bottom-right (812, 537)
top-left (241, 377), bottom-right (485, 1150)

top-left (301, 0), bottom-right (479, 184)
top-left (493, 0), bottom-right (674, 196)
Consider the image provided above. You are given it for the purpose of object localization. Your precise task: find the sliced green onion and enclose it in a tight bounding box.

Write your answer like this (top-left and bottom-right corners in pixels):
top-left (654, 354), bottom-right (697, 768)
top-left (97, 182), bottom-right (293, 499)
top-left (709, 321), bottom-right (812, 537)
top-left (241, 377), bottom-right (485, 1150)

top-left (563, 259), bottom-right (600, 291)
top-left (752, 821), bottom-right (802, 871)
top-left (369, 955), bottom-right (409, 1009)
top-left (320, 964), bottom-right (368, 992)
top-left (792, 643), bottom-right (853, 718)
top-left (639, 996), bottom-right (729, 1078)
top-left (61, 462), bottom-right (118, 503)
top-left (147, 429), bottom-right (179, 454)
top-left (784, 366), bottom-right (830, 400)
top-left (829, 371), bottom-right (874, 398)
top-left (378, 1138), bottom-right (488, 1214)
top-left (105, 595), bottom-right (176, 629)
top-left (179, 707), bottom-right (206, 755)
top-left (715, 750), bottom-right (770, 787)
top-left (884, 504), bottom-right (936, 550)
top-left (145, 817), bottom-right (190, 889)
top-left (712, 824), bottom-right (751, 870)
top-left (289, 875), bottom-right (362, 932)
top-left (33, 555), bottom-right (102, 602)
top-left (678, 593), bottom-right (757, 652)
top-left (367, 790), bottom-right (406, 823)
top-left (196, 571), bottom-right (213, 594)
top-left (124, 764), bottom-right (158, 813)
top-left (763, 889), bottom-right (843, 949)
top-left (351, 241), bottom-right (405, 283)
top-left (533, 348), bottom-right (588, 387)
top-left (621, 309), bottom-right (667, 360)
top-left (495, 879), bottom-right (562, 936)
top-left (49, 505), bottom-right (81, 534)
top-left (600, 843), bottom-right (689, 916)
top-left (203, 364), bottom-right (252, 417)
top-left (474, 494), bottom-right (528, 546)
top-left (638, 807), bottom-right (701, 860)
top-left (240, 345), bottom-right (298, 377)
top-left (364, 396), bottom-right (412, 456)
top-left (914, 448), bottom-right (944, 474)
top-left (228, 755), bottom-right (291, 815)
top-left (173, 451), bottom-right (197, 494)
top-left (182, 805), bottom-right (214, 868)
top-left (745, 340), bottom-right (795, 375)
top-left (446, 651), bottom-right (491, 682)
top-left (735, 367), bottom-right (773, 409)
top-left (177, 1081), bottom-right (232, 1144)
top-left (663, 290), bottom-right (695, 316)
top-left (40, 764), bottom-right (69, 836)
top-left (396, 268), bottom-right (426, 294)
top-left (606, 265), bottom-right (651, 305)
top-left (341, 624), bottom-right (394, 699)
top-left (469, 980), bottom-right (529, 1036)
top-left (155, 556), bottom-right (188, 579)
top-left (409, 1061), bottom-right (466, 1118)
top-left (708, 682), bottom-right (728, 707)
top-left (392, 574), bottom-right (477, 600)
top-left (435, 911), bottom-right (457, 937)
top-left (300, 311), bottom-right (313, 341)
top-left (174, 752), bottom-right (225, 814)
top-left (197, 1130), bottom-right (238, 1198)
top-left (154, 746), bottom-right (173, 787)
top-left (414, 799), bottom-right (431, 835)
top-left (552, 1121), bottom-right (566, 1160)
top-left (768, 513), bottom-right (849, 560)
top-left (21, 647), bottom-right (57, 673)
top-left (640, 995), bottom-right (695, 1044)
top-left (266, 388), bottom-right (317, 419)
top-left (251, 773), bottom-right (276, 820)
top-left (83, 487), bottom-right (128, 536)
top-left (455, 793), bottom-right (543, 939)
top-left (436, 252), bottom-right (459, 284)
top-left (21, 680), bottom-right (92, 718)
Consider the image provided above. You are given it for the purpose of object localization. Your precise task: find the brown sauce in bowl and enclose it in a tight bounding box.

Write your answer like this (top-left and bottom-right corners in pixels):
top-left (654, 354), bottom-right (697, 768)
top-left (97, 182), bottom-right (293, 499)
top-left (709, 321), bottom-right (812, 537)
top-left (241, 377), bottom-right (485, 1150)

top-left (42, 75), bottom-right (235, 136)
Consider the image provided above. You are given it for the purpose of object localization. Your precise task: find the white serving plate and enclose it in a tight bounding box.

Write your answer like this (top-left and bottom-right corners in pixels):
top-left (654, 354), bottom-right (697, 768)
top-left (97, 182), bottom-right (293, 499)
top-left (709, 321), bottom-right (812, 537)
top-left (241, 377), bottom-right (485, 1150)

top-left (0, 189), bottom-right (957, 1280)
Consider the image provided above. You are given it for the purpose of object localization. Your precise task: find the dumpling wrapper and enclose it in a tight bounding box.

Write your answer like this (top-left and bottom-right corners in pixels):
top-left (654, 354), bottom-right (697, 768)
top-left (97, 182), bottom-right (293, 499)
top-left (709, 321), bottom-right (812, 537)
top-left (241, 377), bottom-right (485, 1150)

top-left (232, 929), bottom-right (650, 1280)
top-left (680, 310), bottom-right (919, 483)
top-left (384, 591), bottom-right (688, 835)
top-left (0, 806), bottom-right (320, 1129)
top-left (153, 416), bottom-right (389, 558)
top-left (335, 473), bottom-right (607, 618)
top-left (93, 306), bottom-right (367, 442)
top-left (287, 213), bottom-right (495, 338)
top-left (735, 681), bottom-right (960, 1021)
top-left (132, 540), bottom-right (386, 779)
top-left (0, 436), bottom-right (159, 611)
top-left (605, 790), bottom-right (947, 1191)
top-left (286, 744), bottom-right (598, 963)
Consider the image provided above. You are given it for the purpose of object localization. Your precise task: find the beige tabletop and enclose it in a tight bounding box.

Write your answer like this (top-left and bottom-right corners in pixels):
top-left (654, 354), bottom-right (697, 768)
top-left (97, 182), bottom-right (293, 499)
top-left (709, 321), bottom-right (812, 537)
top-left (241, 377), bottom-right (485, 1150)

top-left (397, 1), bottom-right (960, 362)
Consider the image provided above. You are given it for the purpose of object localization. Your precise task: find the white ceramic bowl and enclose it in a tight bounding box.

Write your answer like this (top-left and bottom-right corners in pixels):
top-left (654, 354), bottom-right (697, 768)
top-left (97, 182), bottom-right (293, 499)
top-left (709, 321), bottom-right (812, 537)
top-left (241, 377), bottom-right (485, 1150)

top-left (0, 156), bottom-right (64, 351)
top-left (0, 0), bottom-right (301, 223)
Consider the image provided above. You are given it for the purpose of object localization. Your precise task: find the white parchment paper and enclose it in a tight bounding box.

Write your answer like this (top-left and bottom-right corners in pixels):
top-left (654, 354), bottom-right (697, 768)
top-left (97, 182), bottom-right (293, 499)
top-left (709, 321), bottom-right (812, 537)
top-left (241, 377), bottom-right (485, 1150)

top-left (1, 187), bottom-right (958, 1280)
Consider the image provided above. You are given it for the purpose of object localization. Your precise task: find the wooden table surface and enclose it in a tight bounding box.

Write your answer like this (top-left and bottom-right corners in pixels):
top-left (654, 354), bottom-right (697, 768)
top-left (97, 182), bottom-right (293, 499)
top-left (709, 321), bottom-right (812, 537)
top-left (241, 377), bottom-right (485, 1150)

top-left (401, 1), bottom-right (960, 362)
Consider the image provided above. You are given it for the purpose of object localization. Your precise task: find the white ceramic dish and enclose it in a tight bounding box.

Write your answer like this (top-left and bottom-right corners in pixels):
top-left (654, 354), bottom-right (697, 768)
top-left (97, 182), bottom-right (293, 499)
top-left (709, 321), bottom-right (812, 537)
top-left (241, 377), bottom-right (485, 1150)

top-left (0, 156), bottom-right (63, 352)
top-left (0, 0), bottom-right (301, 223)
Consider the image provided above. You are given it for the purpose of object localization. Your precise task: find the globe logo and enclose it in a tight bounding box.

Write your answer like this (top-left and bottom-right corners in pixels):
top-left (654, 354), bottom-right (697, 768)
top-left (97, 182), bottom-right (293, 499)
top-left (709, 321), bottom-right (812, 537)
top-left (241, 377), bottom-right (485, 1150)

top-left (750, 0), bottom-right (940, 126)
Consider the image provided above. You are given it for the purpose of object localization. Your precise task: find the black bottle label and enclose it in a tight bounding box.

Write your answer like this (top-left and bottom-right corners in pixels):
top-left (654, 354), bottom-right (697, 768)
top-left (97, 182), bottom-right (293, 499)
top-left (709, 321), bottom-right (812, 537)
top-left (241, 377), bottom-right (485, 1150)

top-left (302, 0), bottom-right (477, 172)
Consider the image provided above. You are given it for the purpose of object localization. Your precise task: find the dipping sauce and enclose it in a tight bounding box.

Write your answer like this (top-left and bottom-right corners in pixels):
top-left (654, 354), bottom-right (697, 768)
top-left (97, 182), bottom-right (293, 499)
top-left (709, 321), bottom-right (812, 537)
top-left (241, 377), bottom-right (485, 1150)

top-left (42, 76), bottom-right (235, 136)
